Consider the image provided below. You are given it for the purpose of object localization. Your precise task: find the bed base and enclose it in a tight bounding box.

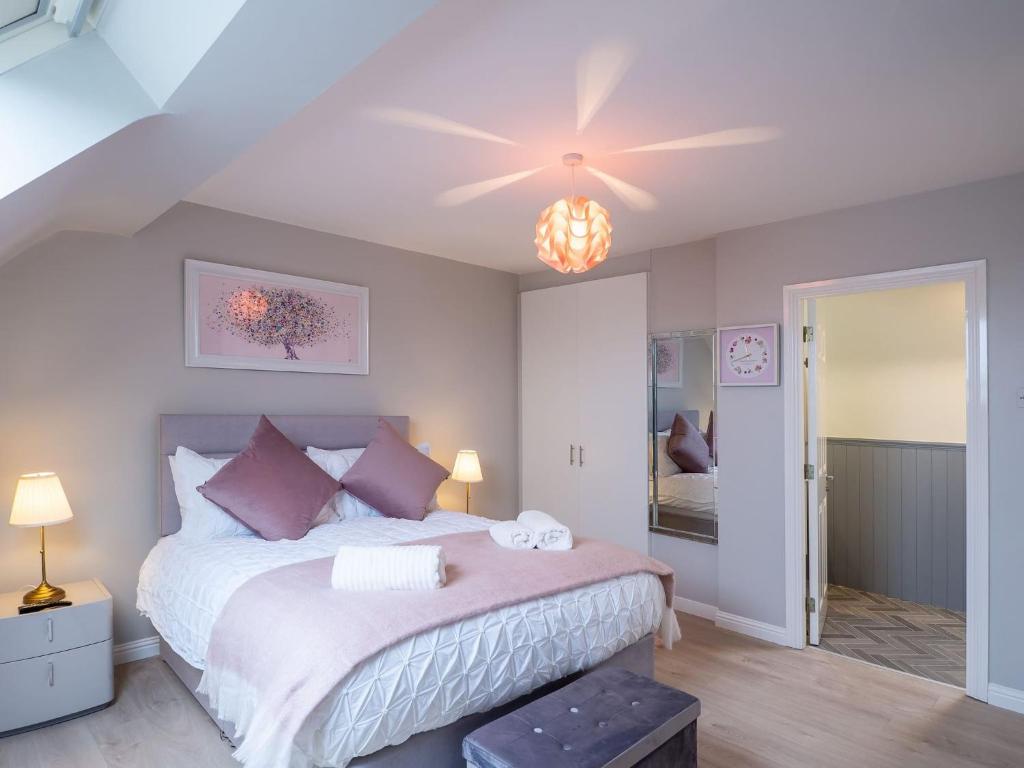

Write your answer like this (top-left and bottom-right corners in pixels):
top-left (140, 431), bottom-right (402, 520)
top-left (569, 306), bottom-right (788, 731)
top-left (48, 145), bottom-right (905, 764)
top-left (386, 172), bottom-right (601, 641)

top-left (160, 634), bottom-right (655, 767)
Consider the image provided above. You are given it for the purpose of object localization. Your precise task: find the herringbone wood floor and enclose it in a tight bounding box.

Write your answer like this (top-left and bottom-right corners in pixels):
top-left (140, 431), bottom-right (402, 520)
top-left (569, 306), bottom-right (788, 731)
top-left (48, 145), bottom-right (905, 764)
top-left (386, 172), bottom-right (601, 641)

top-left (820, 585), bottom-right (966, 686)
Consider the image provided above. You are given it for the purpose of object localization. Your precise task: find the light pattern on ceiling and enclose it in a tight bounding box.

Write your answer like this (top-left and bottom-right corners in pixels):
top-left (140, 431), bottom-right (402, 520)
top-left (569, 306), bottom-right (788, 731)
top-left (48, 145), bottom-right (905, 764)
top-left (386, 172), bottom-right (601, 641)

top-left (364, 39), bottom-right (780, 270)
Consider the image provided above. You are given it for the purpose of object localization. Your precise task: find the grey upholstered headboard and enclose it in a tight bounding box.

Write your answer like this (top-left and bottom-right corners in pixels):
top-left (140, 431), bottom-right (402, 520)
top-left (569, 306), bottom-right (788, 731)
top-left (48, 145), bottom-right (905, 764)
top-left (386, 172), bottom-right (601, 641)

top-left (655, 409), bottom-right (699, 433)
top-left (158, 414), bottom-right (409, 537)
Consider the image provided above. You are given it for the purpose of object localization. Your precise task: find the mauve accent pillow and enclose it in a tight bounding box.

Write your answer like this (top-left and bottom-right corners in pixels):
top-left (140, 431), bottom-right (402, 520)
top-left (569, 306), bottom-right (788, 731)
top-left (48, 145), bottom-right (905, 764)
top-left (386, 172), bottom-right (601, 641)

top-left (198, 416), bottom-right (341, 541)
top-left (341, 419), bottom-right (450, 521)
top-left (667, 413), bottom-right (711, 474)
top-left (704, 410), bottom-right (717, 462)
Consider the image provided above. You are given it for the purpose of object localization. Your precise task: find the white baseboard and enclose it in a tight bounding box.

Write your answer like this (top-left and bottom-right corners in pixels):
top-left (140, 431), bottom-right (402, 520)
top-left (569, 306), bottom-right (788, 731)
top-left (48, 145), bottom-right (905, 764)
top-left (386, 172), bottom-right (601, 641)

top-left (715, 611), bottom-right (788, 646)
top-left (113, 635), bottom-right (161, 666)
top-left (673, 596), bottom-right (718, 621)
top-left (988, 683), bottom-right (1024, 715)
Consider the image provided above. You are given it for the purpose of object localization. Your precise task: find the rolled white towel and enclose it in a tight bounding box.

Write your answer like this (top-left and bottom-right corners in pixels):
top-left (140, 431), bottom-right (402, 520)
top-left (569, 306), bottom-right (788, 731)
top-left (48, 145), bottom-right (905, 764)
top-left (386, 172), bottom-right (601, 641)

top-left (331, 545), bottom-right (446, 591)
top-left (517, 509), bottom-right (573, 551)
top-left (489, 520), bottom-right (538, 550)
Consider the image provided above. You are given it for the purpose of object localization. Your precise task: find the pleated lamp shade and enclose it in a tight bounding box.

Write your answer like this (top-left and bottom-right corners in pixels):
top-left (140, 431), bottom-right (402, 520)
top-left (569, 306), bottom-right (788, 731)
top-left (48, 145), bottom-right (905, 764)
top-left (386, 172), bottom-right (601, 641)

top-left (9, 472), bottom-right (74, 528)
top-left (451, 450), bottom-right (483, 484)
top-left (535, 195), bottom-right (612, 274)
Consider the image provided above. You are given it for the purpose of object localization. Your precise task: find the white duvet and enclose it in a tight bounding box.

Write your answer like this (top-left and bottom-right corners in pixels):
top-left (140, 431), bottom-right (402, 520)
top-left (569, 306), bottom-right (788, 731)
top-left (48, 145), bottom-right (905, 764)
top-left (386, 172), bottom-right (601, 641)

top-left (650, 469), bottom-right (717, 517)
top-left (137, 511), bottom-right (668, 767)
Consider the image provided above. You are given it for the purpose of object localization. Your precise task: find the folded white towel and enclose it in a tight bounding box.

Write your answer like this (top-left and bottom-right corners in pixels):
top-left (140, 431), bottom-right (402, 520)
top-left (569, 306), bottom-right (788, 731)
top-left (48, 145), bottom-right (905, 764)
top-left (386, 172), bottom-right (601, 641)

top-left (331, 545), bottom-right (446, 591)
top-left (517, 509), bottom-right (574, 551)
top-left (488, 520), bottom-right (538, 550)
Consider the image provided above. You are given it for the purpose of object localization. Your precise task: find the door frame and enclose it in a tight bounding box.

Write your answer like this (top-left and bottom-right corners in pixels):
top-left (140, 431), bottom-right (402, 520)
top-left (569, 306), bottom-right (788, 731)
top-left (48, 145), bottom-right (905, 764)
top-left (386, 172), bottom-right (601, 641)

top-left (781, 260), bottom-right (988, 700)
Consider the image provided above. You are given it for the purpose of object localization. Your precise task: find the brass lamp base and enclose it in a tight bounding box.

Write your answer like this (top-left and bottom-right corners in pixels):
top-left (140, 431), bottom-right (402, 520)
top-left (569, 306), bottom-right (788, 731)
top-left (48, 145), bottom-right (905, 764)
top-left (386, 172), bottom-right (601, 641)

top-left (23, 581), bottom-right (66, 605)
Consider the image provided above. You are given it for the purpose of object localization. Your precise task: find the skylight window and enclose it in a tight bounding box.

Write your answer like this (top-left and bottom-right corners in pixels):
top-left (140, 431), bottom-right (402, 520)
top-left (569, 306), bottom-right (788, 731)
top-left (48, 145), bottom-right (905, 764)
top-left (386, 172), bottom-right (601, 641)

top-left (0, 1), bottom-right (48, 34)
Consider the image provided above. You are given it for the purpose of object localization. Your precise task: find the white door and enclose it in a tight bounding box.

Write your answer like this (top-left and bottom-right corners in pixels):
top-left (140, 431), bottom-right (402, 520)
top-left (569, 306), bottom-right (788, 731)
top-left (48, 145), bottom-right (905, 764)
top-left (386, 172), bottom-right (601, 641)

top-left (576, 273), bottom-right (649, 554)
top-left (805, 299), bottom-right (829, 644)
top-left (520, 286), bottom-right (581, 531)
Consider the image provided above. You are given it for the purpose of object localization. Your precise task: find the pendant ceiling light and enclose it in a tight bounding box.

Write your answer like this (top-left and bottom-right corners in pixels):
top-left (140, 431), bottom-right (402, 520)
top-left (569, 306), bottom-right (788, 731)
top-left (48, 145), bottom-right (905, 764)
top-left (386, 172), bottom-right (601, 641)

top-left (535, 153), bottom-right (612, 274)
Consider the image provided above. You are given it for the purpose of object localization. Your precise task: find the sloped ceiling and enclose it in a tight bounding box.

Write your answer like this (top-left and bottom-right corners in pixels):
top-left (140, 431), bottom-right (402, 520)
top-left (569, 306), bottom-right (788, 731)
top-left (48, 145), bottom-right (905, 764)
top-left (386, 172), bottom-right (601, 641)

top-left (0, 0), bottom-right (435, 267)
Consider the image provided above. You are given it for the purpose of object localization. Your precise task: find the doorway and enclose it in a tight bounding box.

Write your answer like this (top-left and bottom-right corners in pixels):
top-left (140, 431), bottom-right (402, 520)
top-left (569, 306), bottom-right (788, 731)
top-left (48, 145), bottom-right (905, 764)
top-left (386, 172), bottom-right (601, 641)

top-left (782, 261), bottom-right (988, 700)
top-left (806, 284), bottom-right (967, 686)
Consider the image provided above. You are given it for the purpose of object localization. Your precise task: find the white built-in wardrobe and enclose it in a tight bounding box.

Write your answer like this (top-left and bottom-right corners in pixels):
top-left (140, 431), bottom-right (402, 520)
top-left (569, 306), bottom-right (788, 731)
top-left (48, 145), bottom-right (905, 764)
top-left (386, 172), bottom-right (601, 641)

top-left (520, 273), bottom-right (649, 554)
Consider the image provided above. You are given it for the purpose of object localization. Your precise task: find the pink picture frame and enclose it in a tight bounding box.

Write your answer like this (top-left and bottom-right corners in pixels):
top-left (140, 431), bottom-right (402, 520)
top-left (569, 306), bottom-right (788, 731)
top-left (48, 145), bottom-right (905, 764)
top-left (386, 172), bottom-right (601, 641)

top-left (718, 323), bottom-right (779, 386)
top-left (185, 260), bottom-right (369, 375)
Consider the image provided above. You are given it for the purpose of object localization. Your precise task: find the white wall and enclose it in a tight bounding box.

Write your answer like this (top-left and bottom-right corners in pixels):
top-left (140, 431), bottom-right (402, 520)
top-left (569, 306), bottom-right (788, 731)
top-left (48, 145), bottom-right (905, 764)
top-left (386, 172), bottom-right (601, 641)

top-left (819, 282), bottom-right (966, 443)
top-left (0, 203), bottom-right (520, 646)
top-left (0, 31), bottom-right (157, 200)
top-left (98, 0), bottom-right (247, 106)
top-left (714, 172), bottom-right (1024, 692)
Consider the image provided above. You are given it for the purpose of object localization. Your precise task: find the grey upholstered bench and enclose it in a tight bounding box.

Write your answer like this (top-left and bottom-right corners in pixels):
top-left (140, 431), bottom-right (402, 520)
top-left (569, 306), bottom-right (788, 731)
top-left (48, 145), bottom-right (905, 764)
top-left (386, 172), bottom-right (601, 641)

top-left (462, 667), bottom-right (700, 767)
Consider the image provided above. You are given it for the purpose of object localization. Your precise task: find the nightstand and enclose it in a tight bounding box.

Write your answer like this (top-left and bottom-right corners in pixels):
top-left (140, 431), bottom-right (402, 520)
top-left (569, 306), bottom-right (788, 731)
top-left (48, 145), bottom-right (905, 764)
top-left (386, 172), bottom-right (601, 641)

top-left (0, 578), bottom-right (114, 736)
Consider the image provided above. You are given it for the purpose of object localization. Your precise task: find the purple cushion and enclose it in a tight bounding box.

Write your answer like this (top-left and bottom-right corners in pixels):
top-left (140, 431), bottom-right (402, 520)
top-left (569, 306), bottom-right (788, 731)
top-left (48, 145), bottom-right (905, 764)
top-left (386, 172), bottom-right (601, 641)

top-left (704, 410), bottom-right (717, 462)
top-left (667, 413), bottom-right (711, 473)
top-left (341, 419), bottom-right (450, 521)
top-left (198, 416), bottom-right (340, 541)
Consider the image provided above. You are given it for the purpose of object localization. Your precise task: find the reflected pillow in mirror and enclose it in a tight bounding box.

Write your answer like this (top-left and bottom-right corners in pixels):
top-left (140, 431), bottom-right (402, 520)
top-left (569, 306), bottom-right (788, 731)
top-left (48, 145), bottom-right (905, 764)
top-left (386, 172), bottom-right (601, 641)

top-left (667, 413), bottom-right (711, 473)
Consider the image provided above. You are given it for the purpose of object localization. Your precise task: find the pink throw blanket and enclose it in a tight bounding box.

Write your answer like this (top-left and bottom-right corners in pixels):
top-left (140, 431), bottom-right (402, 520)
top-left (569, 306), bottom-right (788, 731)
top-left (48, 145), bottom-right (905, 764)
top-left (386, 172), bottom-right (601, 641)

top-left (198, 531), bottom-right (675, 768)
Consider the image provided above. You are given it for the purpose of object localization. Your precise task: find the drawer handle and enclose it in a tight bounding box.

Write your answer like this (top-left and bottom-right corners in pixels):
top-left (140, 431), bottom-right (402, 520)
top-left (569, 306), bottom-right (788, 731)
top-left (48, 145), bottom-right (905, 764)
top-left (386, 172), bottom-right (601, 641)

top-left (48, 662), bottom-right (54, 687)
top-left (48, 617), bottom-right (53, 642)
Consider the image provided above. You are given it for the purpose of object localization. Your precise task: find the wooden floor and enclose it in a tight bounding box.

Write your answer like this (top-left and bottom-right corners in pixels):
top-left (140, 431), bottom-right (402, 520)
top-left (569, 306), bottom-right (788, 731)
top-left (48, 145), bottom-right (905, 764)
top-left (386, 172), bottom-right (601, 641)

top-left (2, 612), bottom-right (1023, 767)
top-left (658, 614), bottom-right (1024, 768)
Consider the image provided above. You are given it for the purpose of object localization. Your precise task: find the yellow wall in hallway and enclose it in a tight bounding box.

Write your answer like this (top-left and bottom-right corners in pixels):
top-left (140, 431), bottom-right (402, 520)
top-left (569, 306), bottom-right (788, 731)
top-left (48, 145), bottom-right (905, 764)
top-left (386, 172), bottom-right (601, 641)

top-left (818, 281), bottom-right (966, 444)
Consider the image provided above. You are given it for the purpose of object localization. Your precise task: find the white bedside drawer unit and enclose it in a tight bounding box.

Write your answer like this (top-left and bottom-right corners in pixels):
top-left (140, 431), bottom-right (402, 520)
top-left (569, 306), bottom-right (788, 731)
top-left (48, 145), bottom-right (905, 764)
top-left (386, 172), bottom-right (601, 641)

top-left (0, 579), bottom-right (114, 735)
top-left (0, 640), bottom-right (114, 734)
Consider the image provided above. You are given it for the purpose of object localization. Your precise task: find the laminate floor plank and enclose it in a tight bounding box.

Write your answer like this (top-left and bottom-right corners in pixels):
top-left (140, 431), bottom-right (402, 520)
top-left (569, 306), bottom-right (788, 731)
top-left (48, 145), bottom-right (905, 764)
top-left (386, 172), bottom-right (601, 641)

top-left (657, 613), bottom-right (1024, 768)
top-left (2, 612), bottom-right (1022, 767)
top-left (3, 719), bottom-right (109, 768)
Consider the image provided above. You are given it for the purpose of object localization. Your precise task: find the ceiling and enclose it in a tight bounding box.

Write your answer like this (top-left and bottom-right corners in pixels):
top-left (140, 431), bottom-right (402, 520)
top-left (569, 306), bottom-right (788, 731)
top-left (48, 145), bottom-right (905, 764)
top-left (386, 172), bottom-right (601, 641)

top-left (0, 0), bottom-right (432, 267)
top-left (188, 0), bottom-right (1024, 274)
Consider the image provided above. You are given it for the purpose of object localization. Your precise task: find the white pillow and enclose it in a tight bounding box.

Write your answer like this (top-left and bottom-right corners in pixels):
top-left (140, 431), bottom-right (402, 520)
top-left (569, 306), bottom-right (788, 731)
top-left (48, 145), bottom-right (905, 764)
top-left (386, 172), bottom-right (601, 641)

top-left (650, 434), bottom-right (681, 478)
top-left (169, 447), bottom-right (255, 540)
top-left (306, 442), bottom-right (439, 521)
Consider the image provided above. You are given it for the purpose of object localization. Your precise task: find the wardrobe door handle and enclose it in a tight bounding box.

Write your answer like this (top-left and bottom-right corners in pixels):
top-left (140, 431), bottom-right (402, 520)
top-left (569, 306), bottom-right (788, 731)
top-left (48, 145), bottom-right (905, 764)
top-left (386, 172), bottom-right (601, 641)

top-left (579, 446), bottom-right (584, 467)
top-left (569, 444), bottom-right (576, 466)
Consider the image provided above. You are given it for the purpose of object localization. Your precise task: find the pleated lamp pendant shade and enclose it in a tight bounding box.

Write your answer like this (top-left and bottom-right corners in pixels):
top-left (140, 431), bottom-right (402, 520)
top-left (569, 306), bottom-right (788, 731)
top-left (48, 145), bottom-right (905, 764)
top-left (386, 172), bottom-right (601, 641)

top-left (535, 194), bottom-right (612, 274)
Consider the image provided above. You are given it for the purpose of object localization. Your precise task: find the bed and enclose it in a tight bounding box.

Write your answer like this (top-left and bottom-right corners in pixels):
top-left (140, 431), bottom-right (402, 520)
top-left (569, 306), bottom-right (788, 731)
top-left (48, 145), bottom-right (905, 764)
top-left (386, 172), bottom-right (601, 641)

top-left (139, 414), bottom-right (668, 768)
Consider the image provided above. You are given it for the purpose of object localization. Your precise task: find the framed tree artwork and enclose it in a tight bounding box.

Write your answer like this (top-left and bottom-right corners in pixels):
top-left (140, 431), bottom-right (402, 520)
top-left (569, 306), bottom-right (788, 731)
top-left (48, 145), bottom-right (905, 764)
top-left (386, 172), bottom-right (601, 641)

top-left (185, 260), bottom-right (369, 375)
top-left (652, 338), bottom-right (683, 388)
top-left (718, 323), bottom-right (778, 386)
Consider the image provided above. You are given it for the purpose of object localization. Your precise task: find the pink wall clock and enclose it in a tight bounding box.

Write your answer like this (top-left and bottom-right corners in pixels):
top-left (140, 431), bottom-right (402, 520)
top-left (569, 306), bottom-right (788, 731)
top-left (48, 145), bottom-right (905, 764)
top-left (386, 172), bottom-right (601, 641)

top-left (718, 323), bottom-right (779, 386)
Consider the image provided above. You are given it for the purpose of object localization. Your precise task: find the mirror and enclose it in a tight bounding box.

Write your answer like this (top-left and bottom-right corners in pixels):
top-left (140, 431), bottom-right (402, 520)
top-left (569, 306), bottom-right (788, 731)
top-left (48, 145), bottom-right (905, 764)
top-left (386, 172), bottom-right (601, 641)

top-left (649, 330), bottom-right (718, 543)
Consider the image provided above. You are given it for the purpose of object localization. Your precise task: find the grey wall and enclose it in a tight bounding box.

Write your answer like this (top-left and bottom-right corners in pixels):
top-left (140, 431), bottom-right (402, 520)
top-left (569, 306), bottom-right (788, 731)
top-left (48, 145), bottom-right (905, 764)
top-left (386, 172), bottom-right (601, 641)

top-left (827, 438), bottom-right (966, 612)
top-left (521, 239), bottom-right (721, 609)
top-left (655, 336), bottom-right (714, 434)
top-left (0, 202), bottom-right (520, 646)
top-left (715, 172), bottom-right (1024, 691)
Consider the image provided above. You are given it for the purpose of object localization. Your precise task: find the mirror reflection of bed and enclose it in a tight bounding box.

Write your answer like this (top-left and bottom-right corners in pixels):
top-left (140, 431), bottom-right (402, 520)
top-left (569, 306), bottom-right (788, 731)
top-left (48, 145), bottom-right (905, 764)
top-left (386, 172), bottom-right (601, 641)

top-left (649, 331), bottom-right (718, 543)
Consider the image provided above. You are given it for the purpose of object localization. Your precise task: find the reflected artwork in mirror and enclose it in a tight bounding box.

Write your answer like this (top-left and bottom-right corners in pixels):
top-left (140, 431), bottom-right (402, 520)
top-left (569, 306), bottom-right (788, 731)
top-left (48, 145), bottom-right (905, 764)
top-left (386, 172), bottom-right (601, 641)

top-left (649, 329), bottom-right (718, 543)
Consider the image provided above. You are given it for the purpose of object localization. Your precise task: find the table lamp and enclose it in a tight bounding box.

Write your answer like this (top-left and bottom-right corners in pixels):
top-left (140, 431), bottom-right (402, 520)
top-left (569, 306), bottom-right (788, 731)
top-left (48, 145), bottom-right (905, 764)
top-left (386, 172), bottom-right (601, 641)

top-left (9, 472), bottom-right (74, 604)
top-left (451, 450), bottom-right (483, 514)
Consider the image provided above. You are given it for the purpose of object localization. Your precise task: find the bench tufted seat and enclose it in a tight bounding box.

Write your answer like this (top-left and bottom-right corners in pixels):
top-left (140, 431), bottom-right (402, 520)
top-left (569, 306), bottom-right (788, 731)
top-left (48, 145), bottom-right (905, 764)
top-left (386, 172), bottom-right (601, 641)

top-left (462, 667), bottom-right (700, 768)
